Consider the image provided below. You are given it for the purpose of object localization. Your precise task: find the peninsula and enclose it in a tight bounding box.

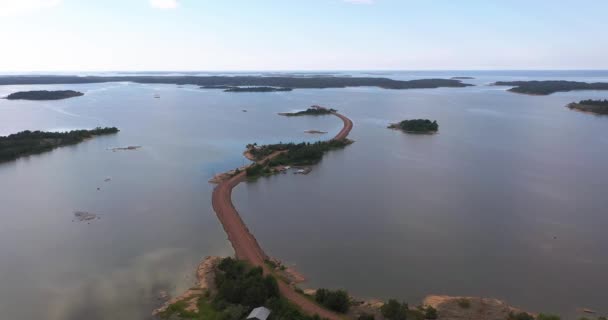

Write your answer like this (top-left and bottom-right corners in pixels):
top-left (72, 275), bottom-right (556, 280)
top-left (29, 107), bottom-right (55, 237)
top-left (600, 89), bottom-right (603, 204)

top-left (0, 75), bottom-right (473, 90)
top-left (208, 106), bottom-right (352, 320)
top-left (5, 90), bottom-right (84, 100)
top-left (389, 119), bottom-right (439, 133)
top-left (278, 105), bottom-right (336, 116)
top-left (493, 80), bottom-right (608, 95)
top-left (567, 99), bottom-right (608, 115)
top-left (0, 127), bottom-right (119, 162)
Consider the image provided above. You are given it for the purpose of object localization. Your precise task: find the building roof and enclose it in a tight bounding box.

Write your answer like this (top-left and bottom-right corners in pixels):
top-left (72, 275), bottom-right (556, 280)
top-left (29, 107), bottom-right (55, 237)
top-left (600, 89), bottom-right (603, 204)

top-left (247, 306), bottom-right (271, 320)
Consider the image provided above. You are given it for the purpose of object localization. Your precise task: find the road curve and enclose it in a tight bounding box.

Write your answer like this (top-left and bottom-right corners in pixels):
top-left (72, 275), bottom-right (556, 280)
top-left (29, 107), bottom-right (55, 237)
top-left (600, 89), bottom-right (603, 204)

top-left (211, 110), bottom-right (352, 320)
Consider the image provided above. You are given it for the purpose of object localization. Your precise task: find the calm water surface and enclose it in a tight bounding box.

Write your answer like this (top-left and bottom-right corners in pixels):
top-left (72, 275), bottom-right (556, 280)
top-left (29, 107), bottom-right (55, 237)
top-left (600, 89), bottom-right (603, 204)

top-left (1, 71), bottom-right (607, 319)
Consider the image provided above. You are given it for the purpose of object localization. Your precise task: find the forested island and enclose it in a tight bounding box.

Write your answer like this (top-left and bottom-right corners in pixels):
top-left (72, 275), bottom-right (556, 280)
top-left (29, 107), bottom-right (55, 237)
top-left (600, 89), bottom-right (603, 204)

top-left (0, 127), bottom-right (119, 162)
top-left (493, 80), bottom-right (608, 95)
top-left (245, 139), bottom-right (351, 178)
top-left (224, 86), bottom-right (293, 92)
top-left (0, 75), bottom-right (473, 90)
top-left (567, 99), bottom-right (608, 115)
top-left (279, 106), bottom-right (336, 116)
top-left (5, 90), bottom-right (84, 100)
top-left (389, 119), bottom-right (439, 133)
top-left (451, 76), bottom-right (475, 80)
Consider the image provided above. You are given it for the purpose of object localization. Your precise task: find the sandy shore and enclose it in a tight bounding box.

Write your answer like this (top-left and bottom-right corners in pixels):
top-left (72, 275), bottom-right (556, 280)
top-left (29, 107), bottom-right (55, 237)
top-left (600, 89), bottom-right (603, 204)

top-left (152, 256), bottom-right (221, 316)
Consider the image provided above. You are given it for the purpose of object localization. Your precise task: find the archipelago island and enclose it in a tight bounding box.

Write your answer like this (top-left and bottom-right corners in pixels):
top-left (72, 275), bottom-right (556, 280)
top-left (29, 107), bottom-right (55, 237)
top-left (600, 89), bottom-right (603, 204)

top-left (5, 90), bottom-right (84, 100)
top-left (389, 119), bottom-right (439, 133)
top-left (493, 80), bottom-right (608, 95)
top-left (0, 75), bottom-right (473, 90)
top-left (0, 127), bottom-right (119, 163)
top-left (567, 99), bottom-right (608, 115)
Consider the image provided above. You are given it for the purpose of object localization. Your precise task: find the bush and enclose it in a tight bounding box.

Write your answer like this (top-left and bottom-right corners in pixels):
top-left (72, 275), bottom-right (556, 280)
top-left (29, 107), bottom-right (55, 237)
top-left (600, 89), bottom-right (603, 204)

top-left (314, 288), bottom-right (350, 313)
top-left (425, 306), bottom-right (438, 319)
top-left (508, 312), bottom-right (534, 320)
top-left (381, 299), bottom-right (409, 320)
top-left (358, 313), bottom-right (375, 320)
top-left (457, 298), bottom-right (470, 309)
top-left (537, 314), bottom-right (561, 320)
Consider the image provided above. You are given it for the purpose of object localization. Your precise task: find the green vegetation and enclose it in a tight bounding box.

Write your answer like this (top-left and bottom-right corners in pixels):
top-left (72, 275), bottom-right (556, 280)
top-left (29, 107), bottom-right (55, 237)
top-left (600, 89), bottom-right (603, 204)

top-left (457, 298), bottom-right (471, 309)
top-left (381, 299), bottom-right (409, 320)
top-left (224, 87), bottom-right (293, 92)
top-left (281, 107), bottom-right (336, 116)
top-left (536, 314), bottom-right (561, 320)
top-left (5, 90), bottom-right (83, 100)
top-left (578, 99), bottom-right (608, 106)
top-left (567, 99), bottom-right (608, 115)
top-left (160, 257), bottom-right (323, 320)
top-left (314, 288), bottom-right (350, 313)
top-left (0, 127), bottom-right (119, 163)
top-left (389, 119), bottom-right (439, 133)
top-left (247, 139), bottom-right (351, 169)
top-left (424, 306), bottom-right (438, 319)
top-left (509, 311), bottom-right (535, 320)
top-left (245, 139), bottom-right (351, 178)
top-left (358, 313), bottom-right (375, 320)
top-left (494, 81), bottom-right (608, 95)
top-left (0, 75), bottom-right (473, 90)
top-left (268, 140), bottom-right (350, 166)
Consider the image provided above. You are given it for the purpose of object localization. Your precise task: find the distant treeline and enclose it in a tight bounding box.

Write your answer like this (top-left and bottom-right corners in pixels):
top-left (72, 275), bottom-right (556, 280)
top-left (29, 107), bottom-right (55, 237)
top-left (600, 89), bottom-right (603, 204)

top-left (0, 127), bottom-right (119, 162)
top-left (389, 119), bottom-right (439, 133)
top-left (494, 80), bottom-right (608, 95)
top-left (224, 86), bottom-right (292, 92)
top-left (5, 90), bottom-right (83, 100)
top-left (281, 107), bottom-right (336, 116)
top-left (578, 99), bottom-right (608, 106)
top-left (0, 75), bottom-right (473, 90)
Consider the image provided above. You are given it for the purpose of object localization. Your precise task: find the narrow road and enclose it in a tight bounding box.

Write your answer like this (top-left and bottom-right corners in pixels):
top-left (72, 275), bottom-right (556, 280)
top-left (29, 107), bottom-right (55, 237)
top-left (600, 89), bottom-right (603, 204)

top-left (211, 109), bottom-right (352, 320)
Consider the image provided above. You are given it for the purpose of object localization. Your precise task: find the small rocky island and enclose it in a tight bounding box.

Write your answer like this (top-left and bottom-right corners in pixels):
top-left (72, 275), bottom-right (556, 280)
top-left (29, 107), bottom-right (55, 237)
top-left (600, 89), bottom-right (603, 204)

top-left (567, 99), bottom-right (608, 115)
top-left (389, 119), bottom-right (439, 133)
top-left (5, 90), bottom-right (84, 100)
top-left (0, 127), bottom-right (119, 162)
top-left (279, 105), bottom-right (336, 116)
top-left (451, 76), bottom-right (475, 80)
top-left (493, 80), bottom-right (608, 95)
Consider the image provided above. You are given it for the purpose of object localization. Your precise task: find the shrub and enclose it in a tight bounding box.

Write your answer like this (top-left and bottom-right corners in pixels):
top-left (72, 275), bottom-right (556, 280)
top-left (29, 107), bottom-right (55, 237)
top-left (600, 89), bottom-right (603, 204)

top-left (425, 306), bottom-right (438, 319)
top-left (508, 311), bottom-right (534, 320)
top-left (457, 298), bottom-right (471, 309)
top-left (314, 288), bottom-right (350, 313)
top-left (381, 299), bottom-right (409, 320)
top-left (358, 313), bottom-right (375, 320)
top-left (537, 314), bottom-right (561, 320)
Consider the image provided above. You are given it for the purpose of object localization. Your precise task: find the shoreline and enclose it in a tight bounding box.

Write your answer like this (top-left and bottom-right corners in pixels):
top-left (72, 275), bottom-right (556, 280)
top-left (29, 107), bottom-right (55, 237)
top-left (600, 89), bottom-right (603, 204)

top-left (209, 107), bottom-right (352, 319)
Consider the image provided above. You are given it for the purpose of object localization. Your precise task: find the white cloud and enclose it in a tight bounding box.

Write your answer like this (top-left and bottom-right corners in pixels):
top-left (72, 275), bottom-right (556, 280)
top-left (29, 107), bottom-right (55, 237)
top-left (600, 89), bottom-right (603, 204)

top-left (343, 0), bottom-right (374, 4)
top-left (150, 0), bottom-right (179, 9)
top-left (0, 0), bottom-right (62, 17)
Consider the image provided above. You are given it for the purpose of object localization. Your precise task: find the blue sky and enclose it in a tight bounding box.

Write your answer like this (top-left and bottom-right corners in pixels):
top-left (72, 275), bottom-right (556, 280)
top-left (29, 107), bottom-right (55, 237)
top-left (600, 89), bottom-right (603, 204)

top-left (0, 0), bottom-right (607, 71)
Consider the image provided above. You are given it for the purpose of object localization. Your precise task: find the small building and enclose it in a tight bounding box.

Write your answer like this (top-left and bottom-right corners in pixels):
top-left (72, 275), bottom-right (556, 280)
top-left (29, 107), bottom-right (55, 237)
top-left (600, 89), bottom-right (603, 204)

top-left (247, 307), bottom-right (271, 320)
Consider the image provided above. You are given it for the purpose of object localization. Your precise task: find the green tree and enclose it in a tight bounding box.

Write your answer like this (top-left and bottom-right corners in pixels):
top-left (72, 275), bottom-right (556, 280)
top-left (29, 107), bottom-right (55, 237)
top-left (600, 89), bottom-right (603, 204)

top-left (381, 299), bottom-right (408, 320)
top-left (424, 306), bottom-right (438, 319)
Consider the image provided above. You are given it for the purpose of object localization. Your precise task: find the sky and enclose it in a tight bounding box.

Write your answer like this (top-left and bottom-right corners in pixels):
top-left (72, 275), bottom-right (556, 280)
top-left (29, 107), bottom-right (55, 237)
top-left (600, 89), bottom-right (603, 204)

top-left (0, 0), bottom-right (607, 71)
